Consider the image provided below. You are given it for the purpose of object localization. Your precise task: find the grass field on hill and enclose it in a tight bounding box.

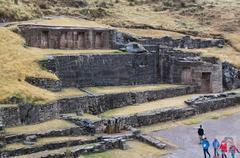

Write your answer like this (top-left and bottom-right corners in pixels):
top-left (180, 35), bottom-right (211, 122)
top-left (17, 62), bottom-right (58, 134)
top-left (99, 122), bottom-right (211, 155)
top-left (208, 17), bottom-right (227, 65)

top-left (0, 0), bottom-right (240, 103)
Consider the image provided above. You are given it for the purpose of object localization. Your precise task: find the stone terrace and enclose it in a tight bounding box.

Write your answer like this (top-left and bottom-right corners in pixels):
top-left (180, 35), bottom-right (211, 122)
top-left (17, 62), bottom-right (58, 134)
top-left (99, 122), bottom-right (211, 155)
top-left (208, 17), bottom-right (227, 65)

top-left (1, 22), bottom-right (239, 157)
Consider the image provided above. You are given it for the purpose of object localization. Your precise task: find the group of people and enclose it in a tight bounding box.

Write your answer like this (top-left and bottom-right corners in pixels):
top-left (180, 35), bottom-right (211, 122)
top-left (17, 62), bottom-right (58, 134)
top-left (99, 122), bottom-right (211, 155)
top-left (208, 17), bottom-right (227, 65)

top-left (198, 125), bottom-right (240, 158)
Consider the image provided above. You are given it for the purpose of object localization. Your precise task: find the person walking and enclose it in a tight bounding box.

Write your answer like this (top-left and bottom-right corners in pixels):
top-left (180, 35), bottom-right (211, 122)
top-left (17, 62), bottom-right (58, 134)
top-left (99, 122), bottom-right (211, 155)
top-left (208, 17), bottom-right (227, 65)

top-left (219, 139), bottom-right (228, 158)
top-left (229, 143), bottom-right (239, 158)
top-left (212, 138), bottom-right (220, 157)
top-left (202, 137), bottom-right (211, 158)
top-left (198, 125), bottom-right (205, 144)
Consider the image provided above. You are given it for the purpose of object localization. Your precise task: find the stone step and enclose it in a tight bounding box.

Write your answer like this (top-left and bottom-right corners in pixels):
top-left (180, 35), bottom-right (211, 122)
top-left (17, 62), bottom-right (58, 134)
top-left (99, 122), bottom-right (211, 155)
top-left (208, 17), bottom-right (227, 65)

top-left (136, 134), bottom-right (166, 149)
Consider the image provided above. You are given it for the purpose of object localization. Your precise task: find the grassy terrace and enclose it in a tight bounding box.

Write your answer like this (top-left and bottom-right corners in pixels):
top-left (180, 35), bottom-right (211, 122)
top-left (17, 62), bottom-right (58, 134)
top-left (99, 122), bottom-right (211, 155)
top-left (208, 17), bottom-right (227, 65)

top-left (64, 113), bottom-right (101, 122)
top-left (0, 104), bottom-right (18, 109)
top-left (54, 88), bottom-right (87, 99)
top-left (21, 17), bottom-right (110, 28)
top-left (85, 84), bottom-right (183, 95)
top-left (178, 46), bottom-right (240, 68)
top-left (81, 140), bottom-right (167, 158)
top-left (5, 119), bottom-right (76, 135)
top-left (5, 136), bottom-right (95, 150)
top-left (13, 143), bottom-right (101, 158)
top-left (35, 48), bottom-right (123, 56)
top-left (100, 94), bottom-right (200, 118)
top-left (118, 28), bottom-right (185, 39)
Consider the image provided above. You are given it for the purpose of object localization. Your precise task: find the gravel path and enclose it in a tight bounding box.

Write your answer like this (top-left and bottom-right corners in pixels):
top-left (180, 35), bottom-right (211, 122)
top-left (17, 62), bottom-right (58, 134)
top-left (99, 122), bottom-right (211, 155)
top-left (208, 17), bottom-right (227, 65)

top-left (149, 113), bottom-right (240, 158)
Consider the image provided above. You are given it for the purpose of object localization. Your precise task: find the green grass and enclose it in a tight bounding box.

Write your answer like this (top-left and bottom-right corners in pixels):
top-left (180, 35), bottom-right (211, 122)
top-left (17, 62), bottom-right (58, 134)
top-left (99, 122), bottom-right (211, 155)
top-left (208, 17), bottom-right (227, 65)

top-left (100, 94), bottom-right (199, 118)
top-left (35, 48), bottom-right (123, 55)
top-left (85, 84), bottom-right (182, 94)
top-left (37, 136), bottom-right (95, 145)
top-left (5, 143), bottom-right (26, 150)
top-left (0, 104), bottom-right (18, 109)
top-left (80, 140), bottom-right (168, 158)
top-left (178, 46), bottom-right (240, 68)
top-left (54, 88), bottom-right (87, 99)
top-left (64, 113), bottom-right (101, 122)
top-left (5, 119), bottom-right (76, 135)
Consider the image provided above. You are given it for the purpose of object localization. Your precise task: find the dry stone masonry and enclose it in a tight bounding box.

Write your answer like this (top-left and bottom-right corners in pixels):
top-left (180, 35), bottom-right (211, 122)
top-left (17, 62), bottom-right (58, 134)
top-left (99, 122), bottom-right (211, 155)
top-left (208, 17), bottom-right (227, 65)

top-left (19, 25), bottom-right (116, 50)
top-left (2, 23), bottom-right (240, 157)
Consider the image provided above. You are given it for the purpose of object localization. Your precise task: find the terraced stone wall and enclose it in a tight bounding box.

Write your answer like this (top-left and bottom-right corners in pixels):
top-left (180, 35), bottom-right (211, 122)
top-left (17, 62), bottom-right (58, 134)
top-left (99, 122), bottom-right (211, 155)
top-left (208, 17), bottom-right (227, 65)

top-left (0, 103), bottom-right (59, 127)
top-left (57, 85), bottom-right (198, 115)
top-left (45, 53), bottom-right (159, 87)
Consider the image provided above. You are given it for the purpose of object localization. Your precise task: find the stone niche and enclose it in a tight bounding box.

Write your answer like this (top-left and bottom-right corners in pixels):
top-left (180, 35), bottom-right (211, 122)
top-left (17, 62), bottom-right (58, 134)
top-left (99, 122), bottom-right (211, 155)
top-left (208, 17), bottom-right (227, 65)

top-left (19, 25), bottom-right (116, 50)
top-left (159, 48), bottom-right (223, 93)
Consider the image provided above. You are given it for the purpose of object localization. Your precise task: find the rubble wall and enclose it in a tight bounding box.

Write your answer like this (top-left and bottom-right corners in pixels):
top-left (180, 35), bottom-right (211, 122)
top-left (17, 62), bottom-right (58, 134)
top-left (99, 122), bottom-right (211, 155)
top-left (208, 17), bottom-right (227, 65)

top-left (115, 32), bottom-right (225, 49)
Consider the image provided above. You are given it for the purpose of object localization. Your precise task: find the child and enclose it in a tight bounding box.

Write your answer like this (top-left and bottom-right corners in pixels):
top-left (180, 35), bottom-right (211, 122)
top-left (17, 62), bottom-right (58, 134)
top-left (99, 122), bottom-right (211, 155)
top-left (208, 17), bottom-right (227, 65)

top-left (202, 137), bottom-right (211, 158)
top-left (212, 138), bottom-right (220, 157)
top-left (219, 139), bottom-right (228, 158)
top-left (229, 144), bottom-right (240, 158)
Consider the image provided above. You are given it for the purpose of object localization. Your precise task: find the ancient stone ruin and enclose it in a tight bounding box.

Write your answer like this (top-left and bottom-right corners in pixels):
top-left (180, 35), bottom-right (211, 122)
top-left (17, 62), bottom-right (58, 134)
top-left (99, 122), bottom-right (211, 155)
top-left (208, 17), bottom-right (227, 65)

top-left (19, 25), bottom-right (115, 49)
top-left (1, 23), bottom-right (240, 157)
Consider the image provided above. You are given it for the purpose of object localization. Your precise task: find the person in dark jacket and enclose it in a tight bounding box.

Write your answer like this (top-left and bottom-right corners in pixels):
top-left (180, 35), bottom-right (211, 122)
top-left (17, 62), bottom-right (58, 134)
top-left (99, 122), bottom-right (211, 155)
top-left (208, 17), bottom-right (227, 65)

top-left (212, 138), bottom-right (220, 157)
top-left (198, 125), bottom-right (205, 144)
top-left (202, 137), bottom-right (211, 158)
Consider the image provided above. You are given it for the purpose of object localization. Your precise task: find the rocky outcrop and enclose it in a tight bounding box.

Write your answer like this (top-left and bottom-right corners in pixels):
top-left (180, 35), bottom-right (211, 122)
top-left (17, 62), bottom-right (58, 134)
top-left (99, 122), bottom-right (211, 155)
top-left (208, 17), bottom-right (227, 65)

top-left (186, 92), bottom-right (240, 113)
top-left (222, 62), bottom-right (240, 90)
top-left (136, 134), bottom-right (166, 149)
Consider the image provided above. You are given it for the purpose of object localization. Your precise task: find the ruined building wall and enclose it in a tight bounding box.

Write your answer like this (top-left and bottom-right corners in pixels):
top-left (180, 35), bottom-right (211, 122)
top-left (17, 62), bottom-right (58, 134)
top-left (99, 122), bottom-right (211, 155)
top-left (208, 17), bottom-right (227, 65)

top-left (115, 32), bottom-right (225, 49)
top-left (19, 25), bottom-right (115, 50)
top-left (19, 25), bottom-right (225, 50)
top-left (158, 48), bottom-right (223, 93)
top-left (47, 53), bottom-right (159, 87)
top-left (40, 49), bottom-right (223, 93)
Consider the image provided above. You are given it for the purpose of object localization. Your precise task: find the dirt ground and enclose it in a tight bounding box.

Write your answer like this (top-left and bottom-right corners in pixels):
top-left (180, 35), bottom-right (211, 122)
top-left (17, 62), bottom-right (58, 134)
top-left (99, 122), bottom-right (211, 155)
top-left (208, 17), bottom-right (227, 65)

top-left (149, 113), bottom-right (240, 158)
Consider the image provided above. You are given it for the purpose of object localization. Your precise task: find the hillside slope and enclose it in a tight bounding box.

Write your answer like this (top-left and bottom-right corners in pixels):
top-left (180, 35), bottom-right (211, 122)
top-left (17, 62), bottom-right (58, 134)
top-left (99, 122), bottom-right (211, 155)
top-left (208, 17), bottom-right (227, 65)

top-left (0, 0), bottom-right (240, 103)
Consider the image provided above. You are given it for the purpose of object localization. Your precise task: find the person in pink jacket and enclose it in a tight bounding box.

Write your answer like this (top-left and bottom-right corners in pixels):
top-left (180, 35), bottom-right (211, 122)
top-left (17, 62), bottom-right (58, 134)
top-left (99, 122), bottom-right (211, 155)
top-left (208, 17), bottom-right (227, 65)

top-left (229, 144), bottom-right (240, 158)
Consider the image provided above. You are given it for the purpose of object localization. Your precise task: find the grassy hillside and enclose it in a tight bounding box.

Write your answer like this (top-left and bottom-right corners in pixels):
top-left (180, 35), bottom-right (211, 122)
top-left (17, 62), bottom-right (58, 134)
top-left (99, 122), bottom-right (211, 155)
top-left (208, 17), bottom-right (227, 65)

top-left (0, 0), bottom-right (240, 103)
top-left (0, 27), bottom-right (58, 103)
top-left (2, 0), bottom-right (239, 50)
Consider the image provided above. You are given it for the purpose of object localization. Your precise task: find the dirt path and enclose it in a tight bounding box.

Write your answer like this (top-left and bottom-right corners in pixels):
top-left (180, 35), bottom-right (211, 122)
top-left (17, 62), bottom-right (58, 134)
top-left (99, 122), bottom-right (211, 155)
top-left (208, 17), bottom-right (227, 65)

top-left (149, 113), bottom-right (240, 158)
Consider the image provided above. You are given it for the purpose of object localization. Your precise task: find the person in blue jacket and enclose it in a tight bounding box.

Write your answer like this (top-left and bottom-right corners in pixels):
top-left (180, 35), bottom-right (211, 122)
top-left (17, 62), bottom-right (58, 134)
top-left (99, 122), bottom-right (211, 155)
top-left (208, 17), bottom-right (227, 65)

top-left (202, 137), bottom-right (211, 158)
top-left (212, 138), bottom-right (220, 157)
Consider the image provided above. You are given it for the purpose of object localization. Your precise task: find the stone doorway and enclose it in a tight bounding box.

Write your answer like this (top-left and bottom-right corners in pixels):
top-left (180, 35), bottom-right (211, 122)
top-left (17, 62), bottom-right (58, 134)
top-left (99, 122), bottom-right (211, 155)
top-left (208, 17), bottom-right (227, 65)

top-left (201, 72), bottom-right (211, 93)
top-left (95, 32), bottom-right (103, 49)
top-left (41, 31), bottom-right (49, 48)
top-left (77, 32), bottom-right (85, 49)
